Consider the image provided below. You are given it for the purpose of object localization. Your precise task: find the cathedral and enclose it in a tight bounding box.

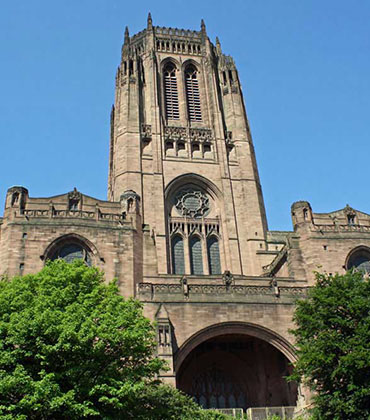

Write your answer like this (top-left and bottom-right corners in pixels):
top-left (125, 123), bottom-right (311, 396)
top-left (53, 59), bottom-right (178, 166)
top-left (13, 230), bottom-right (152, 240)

top-left (1, 15), bottom-right (370, 415)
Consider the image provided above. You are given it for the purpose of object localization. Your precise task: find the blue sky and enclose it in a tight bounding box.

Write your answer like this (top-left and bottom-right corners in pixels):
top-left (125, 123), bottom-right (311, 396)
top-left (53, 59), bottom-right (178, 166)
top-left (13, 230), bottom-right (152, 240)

top-left (1, 1), bottom-right (369, 230)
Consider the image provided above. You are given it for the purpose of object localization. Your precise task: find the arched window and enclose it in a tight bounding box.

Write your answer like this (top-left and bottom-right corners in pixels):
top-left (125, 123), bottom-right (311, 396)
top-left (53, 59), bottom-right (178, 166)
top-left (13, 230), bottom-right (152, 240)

top-left (51, 243), bottom-right (91, 266)
top-left (207, 236), bottom-right (221, 275)
top-left (190, 236), bottom-right (203, 275)
top-left (163, 63), bottom-right (179, 120)
top-left (172, 235), bottom-right (185, 274)
top-left (190, 367), bottom-right (243, 409)
top-left (347, 248), bottom-right (370, 273)
top-left (185, 64), bottom-right (202, 122)
top-left (167, 180), bottom-right (221, 276)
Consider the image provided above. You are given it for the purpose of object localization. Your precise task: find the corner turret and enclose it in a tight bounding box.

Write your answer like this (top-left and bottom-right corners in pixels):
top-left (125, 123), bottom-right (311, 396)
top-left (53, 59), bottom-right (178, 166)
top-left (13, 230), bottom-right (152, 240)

top-left (291, 201), bottom-right (313, 229)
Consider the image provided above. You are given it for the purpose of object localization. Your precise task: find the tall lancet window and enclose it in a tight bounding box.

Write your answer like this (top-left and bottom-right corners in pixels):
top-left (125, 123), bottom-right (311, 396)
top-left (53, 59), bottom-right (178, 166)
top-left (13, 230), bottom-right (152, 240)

top-left (164, 63), bottom-right (180, 120)
top-left (190, 236), bottom-right (203, 275)
top-left (207, 236), bottom-right (221, 275)
top-left (185, 64), bottom-right (202, 122)
top-left (172, 235), bottom-right (185, 274)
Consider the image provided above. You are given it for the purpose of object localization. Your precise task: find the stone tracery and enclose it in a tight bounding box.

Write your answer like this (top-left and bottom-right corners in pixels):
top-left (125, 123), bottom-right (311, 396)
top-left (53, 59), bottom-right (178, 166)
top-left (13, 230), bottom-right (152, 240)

top-left (175, 189), bottom-right (210, 218)
top-left (167, 181), bottom-right (222, 275)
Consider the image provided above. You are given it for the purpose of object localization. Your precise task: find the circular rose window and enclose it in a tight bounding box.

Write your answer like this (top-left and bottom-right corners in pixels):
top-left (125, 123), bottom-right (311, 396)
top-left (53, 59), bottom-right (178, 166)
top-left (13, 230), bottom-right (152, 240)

top-left (175, 189), bottom-right (210, 218)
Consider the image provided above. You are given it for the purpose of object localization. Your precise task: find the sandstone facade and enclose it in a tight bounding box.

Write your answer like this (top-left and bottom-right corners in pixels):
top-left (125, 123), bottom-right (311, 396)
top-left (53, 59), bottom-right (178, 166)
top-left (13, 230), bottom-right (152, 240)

top-left (1, 15), bottom-right (369, 411)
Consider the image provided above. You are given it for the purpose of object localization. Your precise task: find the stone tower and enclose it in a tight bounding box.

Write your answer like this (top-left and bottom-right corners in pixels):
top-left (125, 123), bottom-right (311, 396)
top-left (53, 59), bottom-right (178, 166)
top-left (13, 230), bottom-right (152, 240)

top-left (108, 14), bottom-right (269, 277)
top-left (105, 16), bottom-right (301, 409)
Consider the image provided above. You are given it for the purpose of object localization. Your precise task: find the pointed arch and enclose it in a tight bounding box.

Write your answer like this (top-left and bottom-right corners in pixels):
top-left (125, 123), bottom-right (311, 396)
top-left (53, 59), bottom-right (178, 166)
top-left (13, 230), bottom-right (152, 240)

top-left (184, 63), bottom-right (202, 122)
top-left (171, 234), bottom-right (185, 274)
top-left (42, 233), bottom-right (101, 266)
top-left (189, 235), bottom-right (203, 275)
top-left (165, 173), bottom-right (223, 202)
top-left (163, 61), bottom-right (179, 120)
top-left (175, 321), bottom-right (298, 373)
top-left (345, 245), bottom-right (370, 273)
top-left (207, 235), bottom-right (221, 275)
top-left (175, 322), bottom-right (298, 410)
top-left (165, 174), bottom-right (224, 275)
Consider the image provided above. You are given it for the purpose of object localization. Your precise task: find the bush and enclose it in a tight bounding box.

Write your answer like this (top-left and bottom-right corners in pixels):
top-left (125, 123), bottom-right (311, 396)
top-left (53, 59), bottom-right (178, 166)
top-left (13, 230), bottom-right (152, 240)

top-left (290, 271), bottom-right (370, 420)
top-left (0, 260), bottom-right (231, 419)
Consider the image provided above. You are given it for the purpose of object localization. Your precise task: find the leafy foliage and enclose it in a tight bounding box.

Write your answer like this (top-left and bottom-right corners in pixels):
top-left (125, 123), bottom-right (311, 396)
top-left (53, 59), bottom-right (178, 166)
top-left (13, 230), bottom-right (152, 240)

top-left (0, 260), bottom-right (230, 419)
top-left (290, 271), bottom-right (370, 420)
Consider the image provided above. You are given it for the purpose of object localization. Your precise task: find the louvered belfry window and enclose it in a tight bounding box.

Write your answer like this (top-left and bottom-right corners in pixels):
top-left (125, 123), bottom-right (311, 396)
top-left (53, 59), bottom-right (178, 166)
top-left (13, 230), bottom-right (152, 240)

top-left (164, 63), bottom-right (180, 120)
top-left (185, 64), bottom-right (202, 122)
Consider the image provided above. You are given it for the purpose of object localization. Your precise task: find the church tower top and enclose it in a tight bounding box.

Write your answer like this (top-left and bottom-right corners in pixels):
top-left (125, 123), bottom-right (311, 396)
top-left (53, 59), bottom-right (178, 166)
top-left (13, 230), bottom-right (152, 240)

top-left (120, 14), bottom-right (228, 63)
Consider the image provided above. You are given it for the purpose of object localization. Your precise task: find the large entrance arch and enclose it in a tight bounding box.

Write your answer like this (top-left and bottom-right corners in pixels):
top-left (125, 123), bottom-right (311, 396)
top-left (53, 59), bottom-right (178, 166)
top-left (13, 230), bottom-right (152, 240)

top-left (175, 322), bottom-right (298, 410)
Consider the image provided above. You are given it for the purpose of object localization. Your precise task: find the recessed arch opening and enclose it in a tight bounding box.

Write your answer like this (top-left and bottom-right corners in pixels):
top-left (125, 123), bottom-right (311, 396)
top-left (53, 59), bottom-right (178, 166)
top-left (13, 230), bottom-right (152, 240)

top-left (175, 323), bottom-right (298, 410)
top-left (42, 233), bottom-right (100, 266)
top-left (346, 246), bottom-right (370, 273)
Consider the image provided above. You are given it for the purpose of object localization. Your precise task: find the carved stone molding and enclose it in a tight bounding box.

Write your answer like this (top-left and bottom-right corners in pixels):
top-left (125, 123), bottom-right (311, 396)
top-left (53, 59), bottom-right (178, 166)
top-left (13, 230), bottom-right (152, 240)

top-left (21, 208), bottom-right (126, 223)
top-left (311, 224), bottom-right (370, 233)
top-left (164, 126), bottom-right (187, 140)
top-left (137, 282), bottom-right (308, 298)
top-left (190, 128), bottom-right (212, 142)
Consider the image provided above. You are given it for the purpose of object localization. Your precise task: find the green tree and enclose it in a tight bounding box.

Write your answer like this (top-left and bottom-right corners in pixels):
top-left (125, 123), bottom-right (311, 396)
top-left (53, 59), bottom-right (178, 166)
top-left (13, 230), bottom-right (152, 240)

top-left (290, 270), bottom-right (370, 420)
top-left (0, 260), bottom-right (229, 419)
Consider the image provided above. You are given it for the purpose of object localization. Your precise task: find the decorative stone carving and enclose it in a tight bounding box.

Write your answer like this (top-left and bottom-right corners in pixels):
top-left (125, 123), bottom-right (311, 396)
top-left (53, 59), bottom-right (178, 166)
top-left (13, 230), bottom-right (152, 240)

top-left (164, 126), bottom-right (187, 140)
top-left (311, 224), bottom-right (370, 233)
top-left (222, 270), bottom-right (234, 288)
top-left (141, 124), bottom-right (152, 140)
top-left (225, 131), bottom-right (233, 143)
top-left (270, 278), bottom-right (280, 297)
top-left (68, 187), bottom-right (81, 210)
top-left (68, 187), bottom-right (81, 202)
top-left (344, 204), bottom-right (357, 225)
top-left (175, 189), bottom-right (210, 219)
top-left (344, 204), bottom-right (356, 216)
top-left (137, 282), bottom-right (308, 298)
top-left (180, 276), bottom-right (189, 297)
top-left (189, 128), bottom-right (212, 142)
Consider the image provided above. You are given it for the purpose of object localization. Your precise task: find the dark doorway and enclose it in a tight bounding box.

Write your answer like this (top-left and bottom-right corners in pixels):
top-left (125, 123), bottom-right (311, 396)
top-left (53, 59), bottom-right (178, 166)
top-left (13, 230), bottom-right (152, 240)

top-left (176, 334), bottom-right (297, 410)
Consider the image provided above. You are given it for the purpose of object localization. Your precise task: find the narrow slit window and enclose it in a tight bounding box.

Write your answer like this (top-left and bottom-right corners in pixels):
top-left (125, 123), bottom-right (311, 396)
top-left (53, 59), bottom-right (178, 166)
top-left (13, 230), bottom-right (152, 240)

top-left (163, 63), bottom-right (180, 120)
top-left (207, 236), bottom-right (221, 274)
top-left (222, 71), bottom-right (227, 85)
top-left (185, 64), bottom-right (202, 122)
